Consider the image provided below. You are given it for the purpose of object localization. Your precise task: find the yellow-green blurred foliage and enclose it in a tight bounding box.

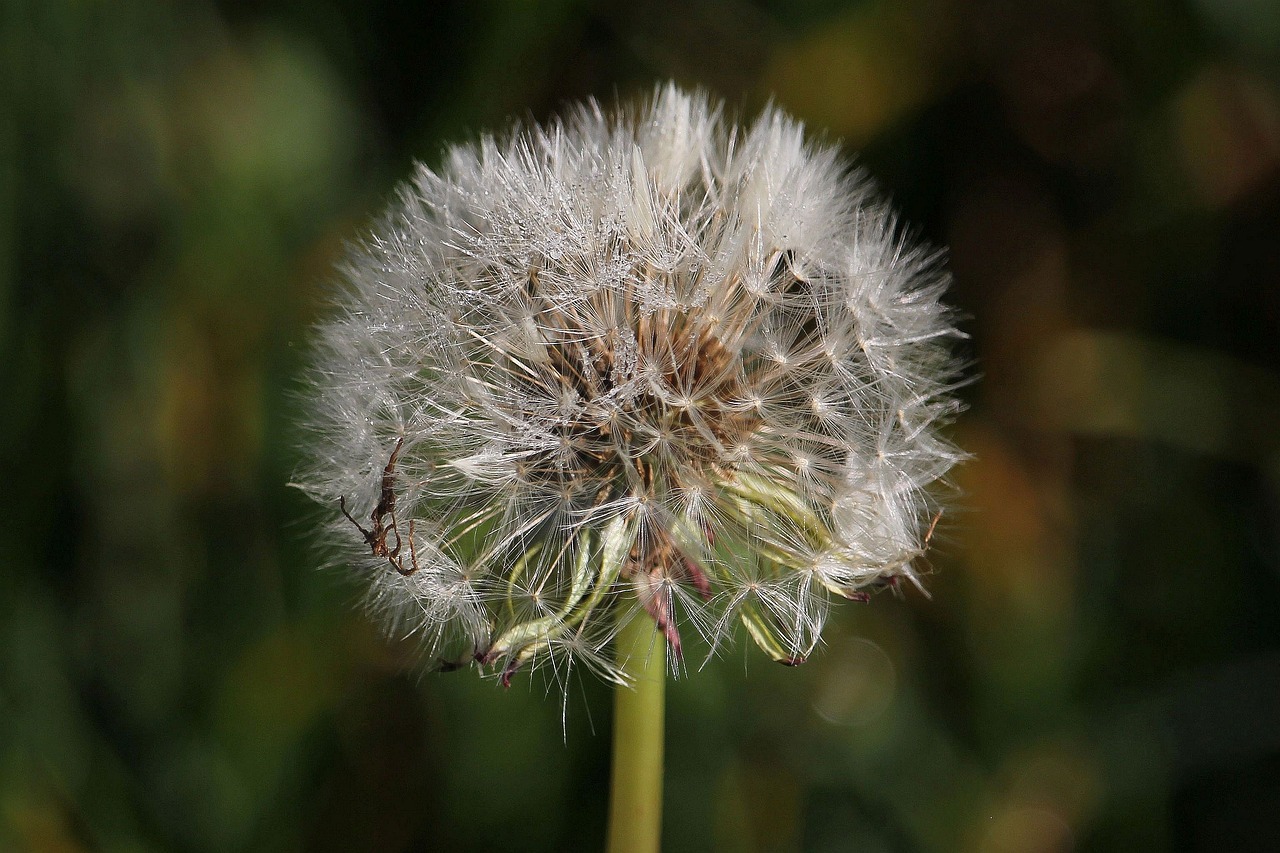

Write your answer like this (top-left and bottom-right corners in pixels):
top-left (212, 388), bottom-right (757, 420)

top-left (3, 1), bottom-right (1279, 851)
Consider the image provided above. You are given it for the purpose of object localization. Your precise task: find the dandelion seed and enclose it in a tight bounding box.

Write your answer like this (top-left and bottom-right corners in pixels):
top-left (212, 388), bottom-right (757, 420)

top-left (295, 84), bottom-right (965, 685)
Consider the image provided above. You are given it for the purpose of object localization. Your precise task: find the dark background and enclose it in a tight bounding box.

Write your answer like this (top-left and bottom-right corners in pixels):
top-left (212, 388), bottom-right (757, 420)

top-left (4, 1), bottom-right (1280, 850)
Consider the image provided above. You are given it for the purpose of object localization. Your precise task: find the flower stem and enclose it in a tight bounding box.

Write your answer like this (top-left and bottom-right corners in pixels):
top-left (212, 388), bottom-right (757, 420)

top-left (606, 611), bottom-right (666, 853)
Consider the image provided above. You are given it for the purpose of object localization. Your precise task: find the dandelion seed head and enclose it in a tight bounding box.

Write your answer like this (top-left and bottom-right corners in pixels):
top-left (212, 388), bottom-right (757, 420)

top-left (296, 83), bottom-right (965, 684)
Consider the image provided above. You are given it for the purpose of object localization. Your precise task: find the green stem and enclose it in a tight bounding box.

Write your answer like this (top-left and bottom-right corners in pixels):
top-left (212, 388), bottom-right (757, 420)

top-left (605, 609), bottom-right (666, 853)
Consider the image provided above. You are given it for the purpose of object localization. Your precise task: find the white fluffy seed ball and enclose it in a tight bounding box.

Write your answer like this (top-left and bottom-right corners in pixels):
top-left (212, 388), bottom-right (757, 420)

top-left (295, 83), bottom-right (965, 685)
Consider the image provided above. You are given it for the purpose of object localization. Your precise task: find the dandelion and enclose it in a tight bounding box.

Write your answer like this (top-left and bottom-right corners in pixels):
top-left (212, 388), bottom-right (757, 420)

top-left (296, 82), bottom-right (964, 851)
top-left (298, 82), bottom-right (963, 681)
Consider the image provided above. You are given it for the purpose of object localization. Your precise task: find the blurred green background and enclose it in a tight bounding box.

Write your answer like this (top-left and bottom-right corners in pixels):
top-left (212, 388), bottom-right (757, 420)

top-left (3, 1), bottom-right (1280, 851)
